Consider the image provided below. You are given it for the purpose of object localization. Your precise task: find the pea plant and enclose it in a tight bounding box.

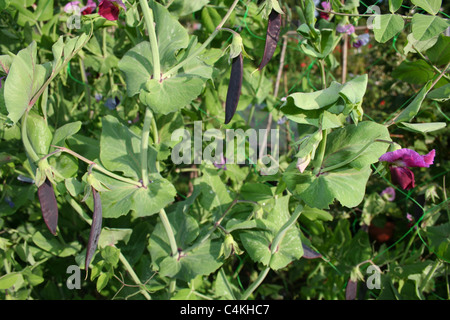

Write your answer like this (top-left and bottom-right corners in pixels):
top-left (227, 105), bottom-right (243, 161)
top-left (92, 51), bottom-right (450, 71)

top-left (0, 0), bottom-right (449, 300)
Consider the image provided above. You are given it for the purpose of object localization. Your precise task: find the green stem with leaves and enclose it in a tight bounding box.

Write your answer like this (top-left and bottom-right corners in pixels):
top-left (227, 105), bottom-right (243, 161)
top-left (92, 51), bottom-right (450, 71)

top-left (139, 0), bottom-right (161, 81)
top-left (162, 0), bottom-right (240, 78)
top-left (141, 108), bottom-right (153, 187)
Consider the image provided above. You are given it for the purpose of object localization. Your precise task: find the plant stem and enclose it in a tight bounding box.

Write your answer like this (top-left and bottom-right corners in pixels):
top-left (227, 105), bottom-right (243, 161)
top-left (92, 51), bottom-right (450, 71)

top-left (139, 0), bottom-right (161, 81)
top-left (21, 111), bottom-right (40, 164)
top-left (270, 204), bottom-right (303, 256)
top-left (141, 108), bottom-right (153, 187)
top-left (312, 129), bottom-right (327, 175)
top-left (66, 195), bottom-right (151, 300)
top-left (119, 252), bottom-right (152, 300)
top-left (419, 259), bottom-right (441, 298)
top-left (241, 267), bottom-right (270, 300)
top-left (162, 0), bottom-right (240, 78)
top-left (51, 146), bottom-right (143, 187)
top-left (159, 209), bottom-right (178, 257)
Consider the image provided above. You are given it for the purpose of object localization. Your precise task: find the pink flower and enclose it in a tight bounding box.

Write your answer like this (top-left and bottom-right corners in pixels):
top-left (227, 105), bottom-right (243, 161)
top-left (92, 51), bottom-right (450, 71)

top-left (336, 24), bottom-right (355, 35)
top-left (98, 0), bottom-right (126, 21)
top-left (81, 0), bottom-right (97, 15)
top-left (213, 154), bottom-right (227, 170)
top-left (319, 1), bottom-right (331, 20)
top-left (64, 1), bottom-right (81, 13)
top-left (380, 187), bottom-right (396, 201)
top-left (379, 149), bottom-right (435, 190)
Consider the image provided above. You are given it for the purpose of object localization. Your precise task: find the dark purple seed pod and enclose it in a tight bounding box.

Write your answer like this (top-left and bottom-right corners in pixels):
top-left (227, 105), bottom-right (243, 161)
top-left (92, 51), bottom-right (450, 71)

top-left (37, 178), bottom-right (58, 235)
top-left (258, 10), bottom-right (281, 70)
top-left (85, 187), bottom-right (102, 272)
top-left (225, 52), bottom-right (243, 124)
top-left (302, 244), bottom-right (322, 259)
top-left (345, 278), bottom-right (358, 300)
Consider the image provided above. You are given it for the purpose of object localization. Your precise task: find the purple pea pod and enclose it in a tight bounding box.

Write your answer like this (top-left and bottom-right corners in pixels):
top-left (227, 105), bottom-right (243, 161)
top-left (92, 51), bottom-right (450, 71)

top-left (225, 52), bottom-right (243, 124)
top-left (37, 178), bottom-right (58, 235)
top-left (85, 187), bottom-right (102, 273)
top-left (345, 278), bottom-right (358, 300)
top-left (302, 244), bottom-right (322, 259)
top-left (258, 9), bottom-right (281, 70)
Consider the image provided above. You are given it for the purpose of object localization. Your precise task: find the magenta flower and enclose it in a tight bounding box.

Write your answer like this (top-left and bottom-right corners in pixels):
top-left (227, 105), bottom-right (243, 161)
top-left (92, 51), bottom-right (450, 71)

top-left (379, 148), bottom-right (435, 190)
top-left (98, 0), bottom-right (126, 21)
top-left (380, 187), bottom-right (396, 201)
top-left (213, 154), bottom-right (227, 170)
top-left (81, 0), bottom-right (97, 15)
top-left (336, 24), bottom-right (355, 35)
top-left (319, 1), bottom-right (331, 20)
top-left (64, 1), bottom-right (81, 13)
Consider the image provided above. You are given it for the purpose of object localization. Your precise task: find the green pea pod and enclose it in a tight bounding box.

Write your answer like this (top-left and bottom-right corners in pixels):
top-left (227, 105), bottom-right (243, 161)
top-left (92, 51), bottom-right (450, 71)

top-left (258, 9), bottom-right (282, 70)
top-left (85, 187), bottom-right (102, 274)
top-left (37, 178), bottom-right (58, 235)
top-left (225, 52), bottom-right (243, 124)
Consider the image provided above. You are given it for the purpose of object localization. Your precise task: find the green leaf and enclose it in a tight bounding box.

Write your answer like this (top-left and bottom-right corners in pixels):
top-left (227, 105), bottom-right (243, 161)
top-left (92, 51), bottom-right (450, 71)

top-left (339, 74), bottom-right (368, 105)
top-left (323, 121), bottom-right (391, 170)
top-left (427, 82), bottom-right (450, 101)
top-left (410, 0), bottom-right (442, 15)
top-left (392, 60), bottom-right (435, 84)
top-left (0, 273), bottom-right (24, 290)
top-left (373, 14), bottom-right (405, 43)
top-left (284, 166), bottom-right (373, 209)
top-left (284, 82), bottom-right (342, 110)
top-left (240, 183), bottom-right (274, 202)
top-left (35, 0), bottom-right (53, 21)
top-left (4, 42), bottom-right (49, 124)
top-left (391, 81), bottom-right (432, 124)
top-left (425, 223), bottom-right (450, 261)
top-left (100, 115), bottom-right (157, 179)
top-left (399, 122), bottom-right (446, 133)
top-left (426, 34), bottom-right (450, 66)
top-left (26, 112), bottom-right (52, 157)
top-left (411, 14), bottom-right (450, 41)
top-left (389, 0), bottom-right (403, 13)
top-left (51, 121), bottom-right (82, 147)
top-left (240, 196), bottom-right (303, 270)
top-left (194, 166), bottom-right (233, 211)
top-left (403, 33), bottom-right (439, 55)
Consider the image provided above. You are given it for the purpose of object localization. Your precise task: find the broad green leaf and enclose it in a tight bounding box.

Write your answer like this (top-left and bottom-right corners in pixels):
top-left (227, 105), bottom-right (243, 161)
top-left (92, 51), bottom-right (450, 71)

top-left (240, 183), bottom-right (274, 202)
top-left (100, 115), bottom-right (157, 179)
top-left (284, 81), bottom-right (342, 110)
top-left (389, 0), bottom-right (403, 13)
top-left (392, 60), bottom-right (435, 84)
top-left (411, 14), bottom-right (450, 41)
top-left (403, 33), bottom-right (439, 55)
top-left (240, 196), bottom-right (303, 270)
top-left (4, 42), bottom-right (49, 124)
top-left (427, 82), bottom-right (450, 101)
top-left (98, 228), bottom-right (133, 248)
top-left (194, 166), bottom-right (233, 211)
top-left (32, 231), bottom-right (81, 257)
top-left (339, 74), bottom-right (368, 105)
top-left (168, 0), bottom-right (209, 17)
top-left (26, 112), bottom-right (52, 158)
top-left (425, 223), bottom-right (450, 261)
top-left (283, 166), bottom-right (373, 209)
top-left (426, 34), bottom-right (450, 66)
top-left (0, 273), bottom-right (24, 290)
top-left (373, 14), bottom-right (404, 43)
top-left (410, 0), bottom-right (442, 15)
top-left (399, 122), bottom-right (446, 133)
top-left (92, 171), bottom-right (176, 218)
top-left (390, 81), bottom-right (432, 124)
top-left (35, 0), bottom-right (53, 21)
top-left (323, 121), bottom-right (391, 170)
top-left (51, 121), bottom-right (82, 147)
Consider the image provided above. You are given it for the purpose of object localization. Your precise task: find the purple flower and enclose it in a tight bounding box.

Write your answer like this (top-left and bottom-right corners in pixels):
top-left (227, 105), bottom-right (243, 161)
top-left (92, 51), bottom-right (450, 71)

top-left (379, 148), bottom-right (435, 190)
top-left (336, 24), bottom-right (355, 35)
top-left (64, 1), bottom-right (81, 13)
top-left (319, 1), bottom-right (331, 20)
top-left (105, 96), bottom-right (120, 110)
top-left (380, 187), bottom-right (395, 201)
top-left (81, 0), bottom-right (97, 15)
top-left (353, 33), bottom-right (370, 48)
top-left (94, 93), bottom-right (103, 102)
top-left (213, 154), bottom-right (227, 170)
top-left (98, 0), bottom-right (126, 21)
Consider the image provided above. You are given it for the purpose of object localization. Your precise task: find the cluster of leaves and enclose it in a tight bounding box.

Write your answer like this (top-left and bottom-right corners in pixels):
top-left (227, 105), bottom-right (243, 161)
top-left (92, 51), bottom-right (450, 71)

top-left (0, 0), bottom-right (449, 300)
